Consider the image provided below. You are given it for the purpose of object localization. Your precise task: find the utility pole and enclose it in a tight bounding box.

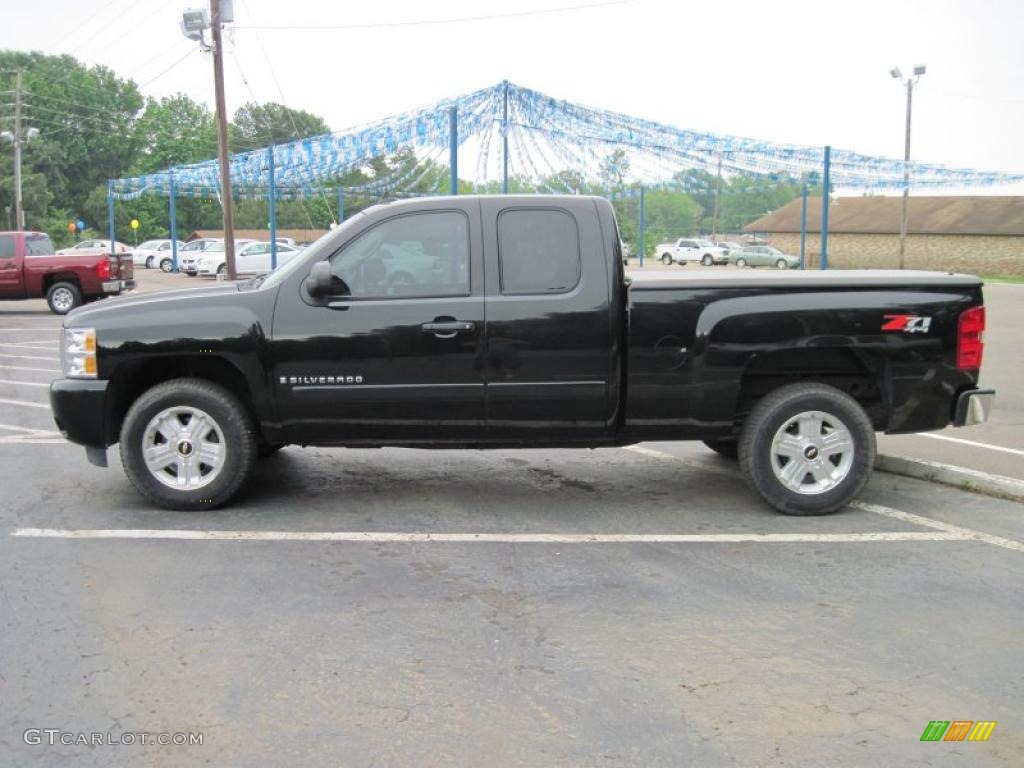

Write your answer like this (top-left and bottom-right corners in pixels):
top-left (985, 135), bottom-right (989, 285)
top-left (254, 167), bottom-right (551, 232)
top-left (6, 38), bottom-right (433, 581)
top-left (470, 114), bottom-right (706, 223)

top-left (211, 0), bottom-right (236, 279)
top-left (891, 65), bottom-right (925, 270)
top-left (12, 70), bottom-right (24, 230)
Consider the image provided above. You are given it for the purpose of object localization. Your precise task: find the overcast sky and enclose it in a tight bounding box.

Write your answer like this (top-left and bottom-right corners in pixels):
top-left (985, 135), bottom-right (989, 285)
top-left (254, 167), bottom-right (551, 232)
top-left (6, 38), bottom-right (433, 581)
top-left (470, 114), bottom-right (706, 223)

top-left (4, 0), bottom-right (1023, 191)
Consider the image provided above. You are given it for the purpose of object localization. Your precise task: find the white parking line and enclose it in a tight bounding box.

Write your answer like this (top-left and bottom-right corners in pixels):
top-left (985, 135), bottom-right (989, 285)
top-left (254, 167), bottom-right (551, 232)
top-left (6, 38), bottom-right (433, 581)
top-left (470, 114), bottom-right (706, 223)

top-left (0, 378), bottom-right (49, 388)
top-left (851, 501), bottom-right (1024, 554)
top-left (0, 398), bottom-right (49, 409)
top-left (0, 353), bottom-right (58, 362)
top-left (0, 365), bottom-right (58, 373)
top-left (8, 528), bottom-right (968, 544)
top-left (918, 432), bottom-right (1024, 458)
top-left (626, 444), bottom-right (1024, 554)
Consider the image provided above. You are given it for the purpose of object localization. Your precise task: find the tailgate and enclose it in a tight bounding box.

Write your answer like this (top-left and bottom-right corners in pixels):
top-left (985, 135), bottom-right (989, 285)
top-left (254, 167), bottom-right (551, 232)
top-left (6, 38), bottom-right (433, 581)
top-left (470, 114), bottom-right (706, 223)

top-left (117, 253), bottom-right (135, 285)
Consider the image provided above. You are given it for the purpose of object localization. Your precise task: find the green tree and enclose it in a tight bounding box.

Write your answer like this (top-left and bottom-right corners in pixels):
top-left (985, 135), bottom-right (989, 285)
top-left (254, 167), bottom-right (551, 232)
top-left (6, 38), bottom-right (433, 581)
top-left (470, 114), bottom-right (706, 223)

top-left (230, 102), bottom-right (329, 150)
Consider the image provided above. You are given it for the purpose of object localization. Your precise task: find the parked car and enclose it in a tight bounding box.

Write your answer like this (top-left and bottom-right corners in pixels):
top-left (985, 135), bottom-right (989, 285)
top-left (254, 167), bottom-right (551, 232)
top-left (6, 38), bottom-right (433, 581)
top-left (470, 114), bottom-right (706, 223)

top-left (55, 238), bottom-right (130, 255)
top-left (195, 239), bottom-right (258, 277)
top-left (656, 238), bottom-right (728, 266)
top-left (730, 245), bottom-right (800, 269)
top-left (235, 241), bottom-right (303, 275)
top-left (130, 239), bottom-right (185, 270)
top-left (0, 230), bottom-right (134, 314)
top-left (49, 195), bottom-right (993, 516)
top-left (714, 240), bottom-right (745, 256)
top-left (179, 239), bottom-right (218, 276)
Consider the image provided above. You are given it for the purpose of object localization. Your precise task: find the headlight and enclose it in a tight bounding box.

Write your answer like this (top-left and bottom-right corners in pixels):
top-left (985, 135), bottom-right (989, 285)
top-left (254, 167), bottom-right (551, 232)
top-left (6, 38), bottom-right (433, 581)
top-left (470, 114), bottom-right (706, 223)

top-left (63, 328), bottom-right (97, 378)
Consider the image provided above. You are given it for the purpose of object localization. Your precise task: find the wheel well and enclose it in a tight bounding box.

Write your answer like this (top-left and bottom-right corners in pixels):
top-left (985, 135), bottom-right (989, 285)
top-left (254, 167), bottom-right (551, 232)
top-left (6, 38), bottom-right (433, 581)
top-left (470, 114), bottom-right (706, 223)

top-left (734, 348), bottom-right (887, 433)
top-left (104, 356), bottom-right (260, 445)
top-left (42, 273), bottom-right (82, 293)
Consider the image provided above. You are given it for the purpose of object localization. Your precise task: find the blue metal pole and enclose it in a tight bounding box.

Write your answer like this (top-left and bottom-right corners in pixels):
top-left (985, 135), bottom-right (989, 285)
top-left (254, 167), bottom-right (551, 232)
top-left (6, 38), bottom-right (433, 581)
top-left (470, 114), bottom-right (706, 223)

top-left (106, 180), bottom-right (115, 253)
top-left (820, 145), bottom-right (831, 270)
top-left (449, 106), bottom-right (458, 196)
top-left (337, 187), bottom-right (344, 223)
top-left (639, 185), bottom-right (645, 268)
top-left (268, 145), bottom-right (277, 270)
top-left (501, 80), bottom-right (509, 194)
top-left (799, 181), bottom-right (808, 270)
top-left (169, 171), bottom-right (178, 272)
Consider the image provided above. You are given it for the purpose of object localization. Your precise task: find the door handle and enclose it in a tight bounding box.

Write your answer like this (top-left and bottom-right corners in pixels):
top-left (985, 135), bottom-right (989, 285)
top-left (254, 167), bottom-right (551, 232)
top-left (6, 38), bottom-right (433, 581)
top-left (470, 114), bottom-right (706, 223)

top-left (421, 321), bottom-right (475, 338)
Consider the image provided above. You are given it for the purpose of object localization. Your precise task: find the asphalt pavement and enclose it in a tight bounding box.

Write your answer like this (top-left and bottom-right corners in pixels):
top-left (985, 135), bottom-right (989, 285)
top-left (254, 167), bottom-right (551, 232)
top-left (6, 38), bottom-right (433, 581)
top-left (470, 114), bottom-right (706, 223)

top-left (0, 269), bottom-right (1021, 767)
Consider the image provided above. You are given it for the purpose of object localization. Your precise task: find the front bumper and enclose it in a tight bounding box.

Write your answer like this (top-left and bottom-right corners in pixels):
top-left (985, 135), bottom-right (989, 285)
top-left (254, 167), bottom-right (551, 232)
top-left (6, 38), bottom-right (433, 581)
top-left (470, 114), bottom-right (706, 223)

top-left (50, 378), bottom-right (110, 450)
top-left (953, 388), bottom-right (995, 427)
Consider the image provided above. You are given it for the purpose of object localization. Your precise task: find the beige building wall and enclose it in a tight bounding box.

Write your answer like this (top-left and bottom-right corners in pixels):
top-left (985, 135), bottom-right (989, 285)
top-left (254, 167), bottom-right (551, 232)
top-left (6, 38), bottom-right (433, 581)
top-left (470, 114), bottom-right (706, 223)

top-left (763, 233), bottom-right (1024, 275)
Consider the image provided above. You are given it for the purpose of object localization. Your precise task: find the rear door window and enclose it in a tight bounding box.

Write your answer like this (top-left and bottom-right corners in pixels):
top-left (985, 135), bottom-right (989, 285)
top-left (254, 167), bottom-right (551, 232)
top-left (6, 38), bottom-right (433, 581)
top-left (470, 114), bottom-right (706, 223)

top-left (0, 235), bottom-right (14, 258)
top-left (25, 235), bottom-right (54, 256)
top-left (497, 209), bottom-right (581, 294)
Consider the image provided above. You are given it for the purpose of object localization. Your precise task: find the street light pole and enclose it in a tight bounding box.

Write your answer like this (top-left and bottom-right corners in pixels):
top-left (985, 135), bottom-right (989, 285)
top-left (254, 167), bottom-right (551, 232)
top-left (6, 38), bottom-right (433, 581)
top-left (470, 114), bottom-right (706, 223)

top-left (892, 65), bottom-right (925, 270)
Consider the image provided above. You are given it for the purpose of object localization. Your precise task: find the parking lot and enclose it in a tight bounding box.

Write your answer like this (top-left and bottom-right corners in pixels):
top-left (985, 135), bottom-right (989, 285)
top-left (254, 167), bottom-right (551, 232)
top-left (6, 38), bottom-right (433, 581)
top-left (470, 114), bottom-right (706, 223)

top-left (1, 272), bottom-right (1022, 766)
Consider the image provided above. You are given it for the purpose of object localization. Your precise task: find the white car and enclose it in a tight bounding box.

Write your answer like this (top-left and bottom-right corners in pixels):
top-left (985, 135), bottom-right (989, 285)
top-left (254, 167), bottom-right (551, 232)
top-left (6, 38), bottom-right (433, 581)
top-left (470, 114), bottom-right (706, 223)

top-left (655, 238), bottom-right (728, 266)
top-left (195, 239), bottom-right (258, 277)
top-left (179, 239), bottom-right (218, 276)
top-left (56, 238), bottom-right (129, 255)
top-left (131, 239), bottom-right (185, 270)
top-left (234, 241), bottom-right (303, 275)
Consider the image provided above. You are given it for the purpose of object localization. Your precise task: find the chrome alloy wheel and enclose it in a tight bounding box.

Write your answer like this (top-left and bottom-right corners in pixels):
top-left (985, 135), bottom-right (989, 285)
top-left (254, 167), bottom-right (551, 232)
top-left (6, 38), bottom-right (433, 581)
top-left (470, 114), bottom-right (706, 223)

top-left (769, 410), bottom-right (854, 495)
top-left (142, 406), bottom-right (226, 490)
top-left (50, 287), bottom-right (76, 312)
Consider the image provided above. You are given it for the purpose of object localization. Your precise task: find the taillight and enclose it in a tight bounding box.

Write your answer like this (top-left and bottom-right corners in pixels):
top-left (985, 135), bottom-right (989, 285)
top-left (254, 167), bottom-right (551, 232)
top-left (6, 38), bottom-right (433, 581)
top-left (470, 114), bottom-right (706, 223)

top-left (96, 258), bottom-right (111, 280)
top-left (957, 306), bottom-right (985, 371)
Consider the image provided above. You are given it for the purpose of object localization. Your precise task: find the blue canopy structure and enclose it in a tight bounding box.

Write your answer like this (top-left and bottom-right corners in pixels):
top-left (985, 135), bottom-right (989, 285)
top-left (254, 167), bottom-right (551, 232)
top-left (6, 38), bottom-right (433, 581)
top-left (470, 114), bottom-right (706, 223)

top-left (111, 81), bottom-right (1024, 202)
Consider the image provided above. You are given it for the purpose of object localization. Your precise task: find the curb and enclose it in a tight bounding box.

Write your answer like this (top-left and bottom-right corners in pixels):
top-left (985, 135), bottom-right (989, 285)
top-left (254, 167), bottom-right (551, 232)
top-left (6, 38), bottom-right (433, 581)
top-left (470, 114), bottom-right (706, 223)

top-left (875, 454), bottom-right (1024, 504)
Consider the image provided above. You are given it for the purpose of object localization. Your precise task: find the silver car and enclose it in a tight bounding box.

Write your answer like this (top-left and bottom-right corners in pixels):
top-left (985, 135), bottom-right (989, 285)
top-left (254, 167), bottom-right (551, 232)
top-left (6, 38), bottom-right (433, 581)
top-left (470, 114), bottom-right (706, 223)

top-left (730, 245), bottom-right (799, 269)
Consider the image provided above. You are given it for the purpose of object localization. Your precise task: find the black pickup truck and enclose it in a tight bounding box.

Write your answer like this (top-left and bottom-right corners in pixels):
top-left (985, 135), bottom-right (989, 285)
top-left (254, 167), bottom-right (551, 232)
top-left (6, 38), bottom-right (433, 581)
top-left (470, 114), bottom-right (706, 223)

top-left (50, 195), bottom-right (993, 515)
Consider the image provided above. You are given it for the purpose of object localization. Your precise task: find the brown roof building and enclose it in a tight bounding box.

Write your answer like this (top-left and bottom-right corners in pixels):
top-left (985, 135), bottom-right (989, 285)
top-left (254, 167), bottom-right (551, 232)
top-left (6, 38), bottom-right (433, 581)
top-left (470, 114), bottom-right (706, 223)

top-left (186, 228), bottom-right (329, 244)
top-left (744, 196), bottom-right (1024, 274)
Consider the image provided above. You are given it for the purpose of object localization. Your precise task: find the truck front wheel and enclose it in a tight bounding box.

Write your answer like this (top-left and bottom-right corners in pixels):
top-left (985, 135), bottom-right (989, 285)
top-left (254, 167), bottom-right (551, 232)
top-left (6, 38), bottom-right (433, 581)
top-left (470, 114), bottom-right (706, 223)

top-left (738, 382), bottom-right (875, 515)
top-left (119, 378), bottom-right (257, 510)
top-left (46, 281), bottom-right (82, 314)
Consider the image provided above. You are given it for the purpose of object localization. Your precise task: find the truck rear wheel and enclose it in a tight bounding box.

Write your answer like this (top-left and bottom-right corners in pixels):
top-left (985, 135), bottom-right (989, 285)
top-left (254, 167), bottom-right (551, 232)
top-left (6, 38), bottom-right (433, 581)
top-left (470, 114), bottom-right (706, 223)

top-left (46, 281), bottom-right (82, 314)
top-left (119, 378), bottom-right (257, 510)
top-left (738, 382), bottom-right (875, 516)
top-left (661, 253), bottom-right (673, 265)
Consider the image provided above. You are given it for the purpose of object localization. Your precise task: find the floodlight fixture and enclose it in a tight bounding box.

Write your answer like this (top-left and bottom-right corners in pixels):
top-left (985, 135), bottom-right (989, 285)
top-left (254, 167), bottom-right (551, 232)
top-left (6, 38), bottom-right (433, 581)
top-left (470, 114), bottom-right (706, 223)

top-left (913, 64), bottom-right (927, 76)
top-left (890, 67), bottom-right (902, 80)
top-left (181, 8), bottom-right (210, 41)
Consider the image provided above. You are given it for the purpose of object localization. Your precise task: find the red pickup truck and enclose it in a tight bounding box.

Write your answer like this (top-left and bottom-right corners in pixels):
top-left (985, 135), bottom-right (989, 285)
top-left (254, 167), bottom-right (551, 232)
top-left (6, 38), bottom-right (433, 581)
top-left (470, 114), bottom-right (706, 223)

top-left (0, 231), bottom-right (134, 314)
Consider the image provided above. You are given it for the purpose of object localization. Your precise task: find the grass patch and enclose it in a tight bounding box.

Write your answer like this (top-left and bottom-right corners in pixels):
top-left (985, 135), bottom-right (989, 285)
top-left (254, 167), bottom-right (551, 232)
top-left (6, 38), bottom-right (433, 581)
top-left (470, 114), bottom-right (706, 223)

top-left (980, 274), bottom-right (1024, 285)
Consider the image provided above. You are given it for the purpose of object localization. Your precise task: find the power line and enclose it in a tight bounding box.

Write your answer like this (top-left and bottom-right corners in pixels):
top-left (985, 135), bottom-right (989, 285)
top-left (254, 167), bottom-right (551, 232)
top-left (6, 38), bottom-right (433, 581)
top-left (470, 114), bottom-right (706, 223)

top-left (138, 49), bottom-right (197, 89)
top-left (232, 0), bottom-right (636, 30)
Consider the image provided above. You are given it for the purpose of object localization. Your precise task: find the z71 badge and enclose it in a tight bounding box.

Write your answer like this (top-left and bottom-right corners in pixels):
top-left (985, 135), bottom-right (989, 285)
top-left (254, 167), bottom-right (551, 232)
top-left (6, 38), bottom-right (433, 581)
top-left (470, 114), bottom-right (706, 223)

top-left (882, 314), bottom-right (932, 334)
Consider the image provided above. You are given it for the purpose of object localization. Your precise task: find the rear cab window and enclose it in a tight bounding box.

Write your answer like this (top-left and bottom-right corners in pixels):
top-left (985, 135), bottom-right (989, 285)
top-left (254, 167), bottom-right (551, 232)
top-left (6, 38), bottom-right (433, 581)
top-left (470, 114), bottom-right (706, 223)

top-left (25, 235), bottom-right (55, 256)
top-left (498, 209), bottom-right (581, 294)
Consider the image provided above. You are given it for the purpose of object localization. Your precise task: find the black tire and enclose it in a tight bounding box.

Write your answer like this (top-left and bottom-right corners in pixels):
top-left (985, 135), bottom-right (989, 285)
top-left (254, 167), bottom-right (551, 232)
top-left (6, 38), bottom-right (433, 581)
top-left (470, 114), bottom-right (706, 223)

top-left (738, 382), bottom-right (875, 516)
top-left (216, 263), bottom-right (226, 276)
top-left (661, 253), bottom-right (673, 266)
top-left (701, 254), bottom-right (713, 266)
top-left (735, 257), bottom-right (747, 268)
top-left (160, 257), bottom-right (173, 272)
top-left (776, 259), bottom-right (788, 270)
top-left (46, 281), bottom-right (82, 314)
top-left (702, 438), bottom-right (738, 460)
top-left (119, 378), bottom-right (257, 510)
top-left (145, 255), bottom-right (154, 269)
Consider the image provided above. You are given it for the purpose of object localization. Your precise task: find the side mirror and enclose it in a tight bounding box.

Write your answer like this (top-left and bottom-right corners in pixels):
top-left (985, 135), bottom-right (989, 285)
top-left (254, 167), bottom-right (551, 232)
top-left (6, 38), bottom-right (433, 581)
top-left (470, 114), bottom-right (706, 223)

top-left (305, 261), bottom-right (333, 297)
